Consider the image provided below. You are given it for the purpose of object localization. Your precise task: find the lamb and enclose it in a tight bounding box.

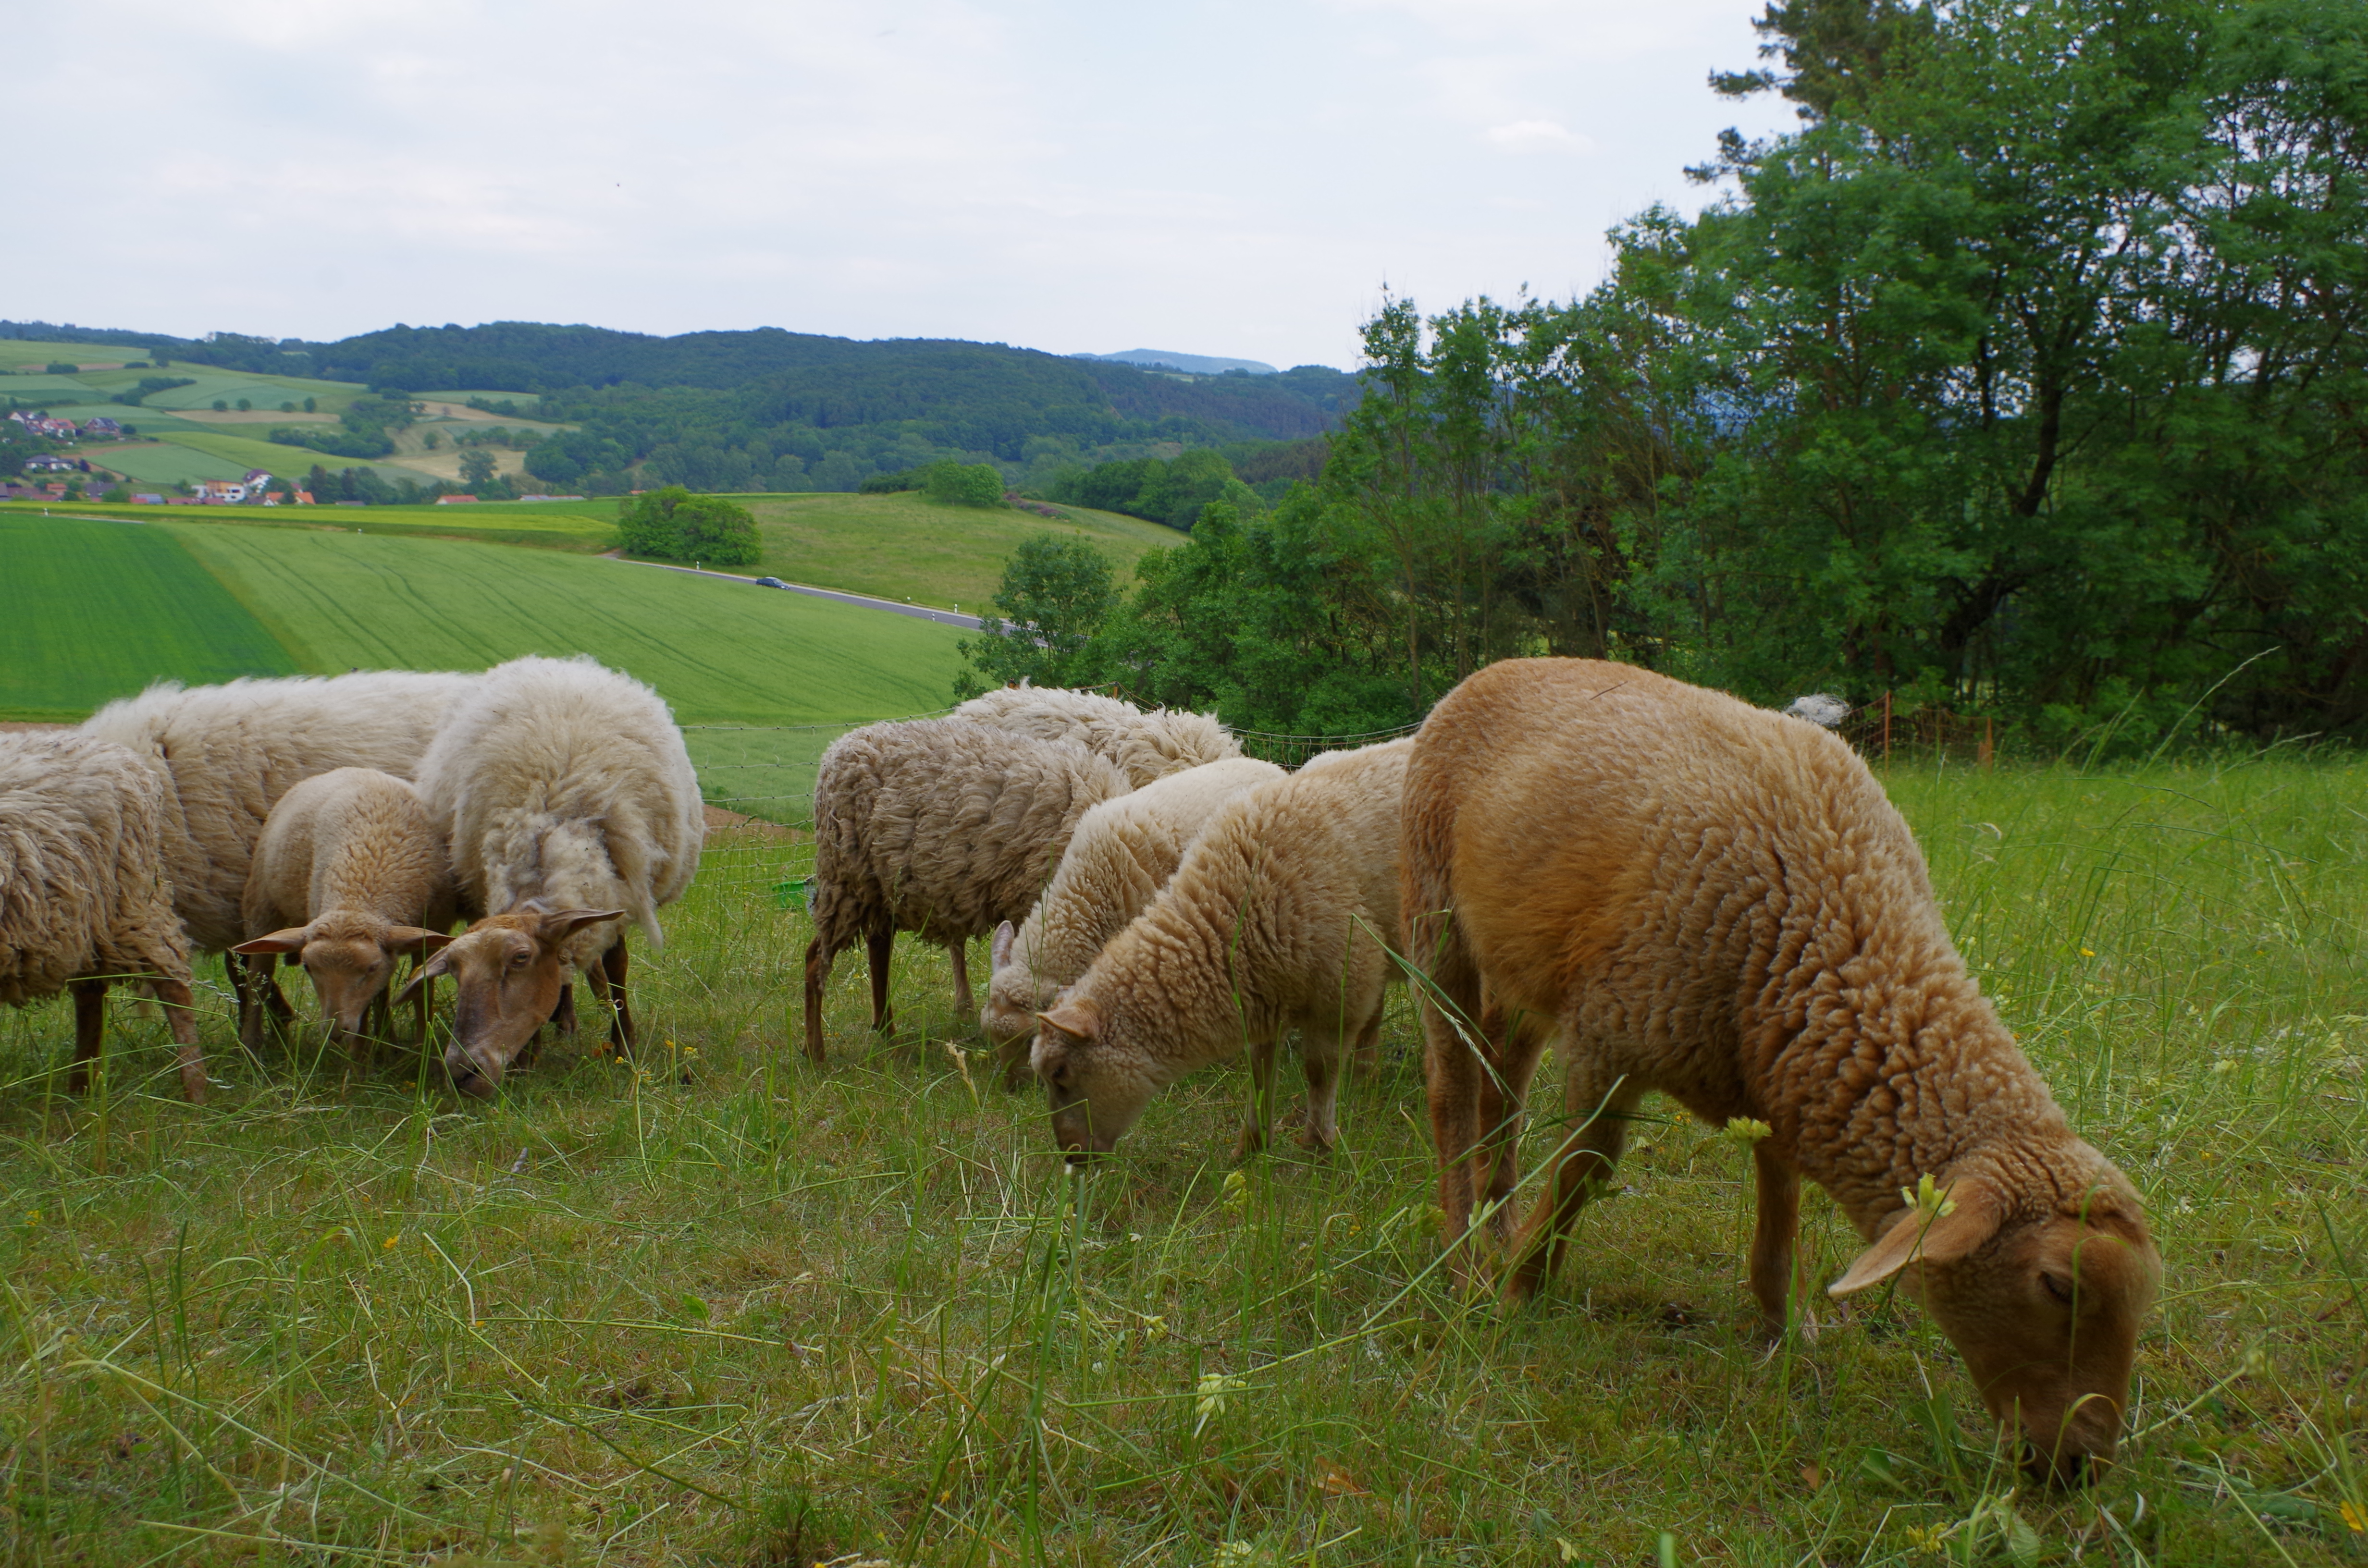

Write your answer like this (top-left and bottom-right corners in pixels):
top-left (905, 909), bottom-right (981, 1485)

top-left (398, 656), bottom-right (704, 1098)
top-left (953, 684), bottom-right (1242, 788)
top-left (980, 756), bottom-right (1284, 1083)
top-left (231, 768), bottom-right (457, 1060)
top-left (802, 719), bottom-right (1131, 1062)
top-left (0, 731), bottom-right (206, 1102)
top-left (1401, 658), bottom-right (2158, 1482)
top-left (81, 670), bottom-right (483, 1039)
top-left (1032, 738), bottom-right (1412, 1159)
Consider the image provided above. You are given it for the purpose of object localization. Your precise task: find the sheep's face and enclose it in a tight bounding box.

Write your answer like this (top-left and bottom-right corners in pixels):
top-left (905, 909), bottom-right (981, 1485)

top-left (1032, 997), bottom-right (1158, 1163)
top-left (1831, 1166), bottom-right (2159, 1485)
top-left (979, 921), bottom-right (1045, 1052)
top-left (234, 916), bottom-right (451, 1056)
top-left (395, 908), bottom-right (621, 1099)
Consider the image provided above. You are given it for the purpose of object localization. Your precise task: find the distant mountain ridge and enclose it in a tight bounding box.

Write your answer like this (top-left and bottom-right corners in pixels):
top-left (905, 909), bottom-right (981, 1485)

top-left (1076, 349), bottom-right (1280, 376)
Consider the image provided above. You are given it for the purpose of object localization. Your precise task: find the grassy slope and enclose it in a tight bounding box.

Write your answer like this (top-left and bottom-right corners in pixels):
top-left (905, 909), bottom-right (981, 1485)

top-left (6, 500), bottom-right (616, 550)
top-left (745, 492), bottom-right (1183, 609)
top-left (0, 514), bottom-right (296, 716)
top-left (74, 441), bottom-right (253, 485)
top-left (0, 756), bottom-right (2357, 1565)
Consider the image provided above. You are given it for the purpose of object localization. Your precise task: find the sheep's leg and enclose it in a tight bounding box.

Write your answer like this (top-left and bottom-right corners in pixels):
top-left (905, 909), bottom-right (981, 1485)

top-left (801, 937), bottom-right (834, 1064)
top-left (1348, 1008), bottom-right (1383, 1078)
top-left (601, 937), bottom-right (636, 1054)
top-left (67, 977), bottom-right (108, 1093)
top-left (233, 954), bottom-right (277, 1051)
top-left (411, 956), bottom-right (432, 1047)
top-left (865, 927), bottom-right (895, 1034)
top-left (1415, 936), bottom-right (1492, 1285)
top-left (1475, 1004), bottom-right (1554, 1239)
top-left (1500, 1056), bottom-right (1640, 1305)
top-left (154, 975), bottom-right (206, 1103)
top-left (549, 983), bottom-right (576, 1037)
top-left (1236, 1036), bottom-right (1280, 1158)
top-left (1750, 1141), bottom-right (1806, 1335)
top-left (1296, 1023), bottom-right (1345, 1154)
top-left (946, 937), bottom-right (973, 1023)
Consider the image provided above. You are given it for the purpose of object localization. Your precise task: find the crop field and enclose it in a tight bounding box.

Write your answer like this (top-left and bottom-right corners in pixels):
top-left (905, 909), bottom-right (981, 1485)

top-left (154, 429), bottom-right (422, 485)
top-left (76, 441), bottom-right (255, 485)
top-left (745, 492), bottom-right (1184, 610)
top-left (0, 514), bottom-right (295, 716)
top-left (0, 754), bottom-right (2358, 1566)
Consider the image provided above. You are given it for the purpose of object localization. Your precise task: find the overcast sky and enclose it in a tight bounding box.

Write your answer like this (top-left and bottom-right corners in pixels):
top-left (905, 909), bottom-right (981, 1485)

top-left (14, 0), bottom-right (1793, 370)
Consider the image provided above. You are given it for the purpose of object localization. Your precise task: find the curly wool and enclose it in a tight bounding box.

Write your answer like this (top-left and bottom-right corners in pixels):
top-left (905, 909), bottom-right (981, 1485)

top-left (983, 755), bottom-right (1283, 1041)
top-left (415, 656), bottom-right (703, 974)
top-left (0, 731), bottom-right (194, 1008)
top-left (952, 685), bottom-right (1240, 788)
top-left (242, 768), bottom-right (456, 938)
top-left (81, 671), bottom-right (481, 952)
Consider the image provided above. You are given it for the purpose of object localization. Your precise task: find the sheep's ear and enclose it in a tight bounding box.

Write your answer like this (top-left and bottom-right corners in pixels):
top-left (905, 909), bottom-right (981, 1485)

top-left (1035, 997), bottom-right (1102, 1042)
top-left (233, 929), bottom-right (310, 956)
top-left (393, 947), bottom-right (455, 1005)
top-left (386, 927), bottom-right (455, 954)
top-left (990, 920), bottom-right (1016, 970)
top-left (1829, 1177), bottom-right (2002, 1297)
top-left (538, 908), bottom-right (625, 942)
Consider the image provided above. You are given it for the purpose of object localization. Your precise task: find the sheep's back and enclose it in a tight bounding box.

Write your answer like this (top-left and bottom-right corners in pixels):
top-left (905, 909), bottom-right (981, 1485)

top-left (0, 731), bottom-right (189, 1004)
top-left (952, 686), bottom-right (1239, 787)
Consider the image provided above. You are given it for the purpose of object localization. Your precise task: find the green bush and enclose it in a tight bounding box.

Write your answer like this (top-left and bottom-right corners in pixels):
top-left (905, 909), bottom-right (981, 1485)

top-left (924, 462), bottom-right (1005, 508)
top-left (616, 485), bottom-right (762, 567)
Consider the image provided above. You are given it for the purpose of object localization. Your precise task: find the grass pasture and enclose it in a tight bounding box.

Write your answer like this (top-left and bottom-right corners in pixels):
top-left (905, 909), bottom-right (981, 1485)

top-left (75, 442), bottom-right (254, 486)
top-left (0, 755), bottom-right (2360, 1566)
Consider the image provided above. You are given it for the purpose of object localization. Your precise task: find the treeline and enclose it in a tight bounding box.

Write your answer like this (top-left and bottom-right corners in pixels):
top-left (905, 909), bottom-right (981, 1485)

top-left (964, 0), bottom-right (2368, 747)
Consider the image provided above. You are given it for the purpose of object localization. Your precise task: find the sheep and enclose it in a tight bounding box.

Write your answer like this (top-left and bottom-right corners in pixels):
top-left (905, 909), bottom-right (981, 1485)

top-left (0, 730), bottom-right (206, 1102)
top-left (1401, 658), bottom-right (2158, 1483)
top-left (1032, 738), bottom-right (1412, 1160)
top-left (399, 656), bottom-right (704, 1098)
top-left (231, 768), bottom-right (457, 1060)
top-left (81, 670), bottom-right (483, 1040)
top-left (803, 719), bottom-right (1131, 1062)
top-left (981, 756), bottom-right (1285, 1084)
top-left (953, 684), bottom-right (1242, 788)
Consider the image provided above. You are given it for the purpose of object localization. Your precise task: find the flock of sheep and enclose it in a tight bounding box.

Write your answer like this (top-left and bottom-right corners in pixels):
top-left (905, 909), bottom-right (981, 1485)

top-left (0, 655), bottom-right (2158, 1487)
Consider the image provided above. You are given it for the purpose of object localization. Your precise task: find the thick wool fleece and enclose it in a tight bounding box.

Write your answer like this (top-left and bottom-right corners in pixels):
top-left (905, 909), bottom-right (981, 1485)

top-left (82, 671), bottom-right (481, 952)
top-left (953, 685), bottom-right (1241, 788)
top-left (1035, 739), bottom-right (1411, 1150)
top-left (0, 731), bottom-right (194, 1006)
top-left (983, 756), bottom-right (1284, 1041)
top-left (415, 656), bottom-right (703, 975)
top-left (242, 769), bottom-right (455, 937)
top-left (809, 718), bottom-right (1132, 960)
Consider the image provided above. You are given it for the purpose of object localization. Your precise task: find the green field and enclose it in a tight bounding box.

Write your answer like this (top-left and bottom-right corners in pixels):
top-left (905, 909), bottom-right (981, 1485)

top-left (9, 499), bottom-right (617, 550)
top-left (0, 514), bottom-right (296, 716)
top-left (0, 754), bottom-right (2357, 1565)
top-left (746, 491), bottom-right (1184, 610)
top-left (75, 441), bottom-right (253, 485)
top-left (148, 428), bottom-right (417, 484)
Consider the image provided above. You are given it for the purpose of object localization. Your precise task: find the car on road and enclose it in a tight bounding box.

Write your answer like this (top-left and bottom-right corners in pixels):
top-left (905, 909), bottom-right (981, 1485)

top-left (753, 576), bottom-right (788, 588)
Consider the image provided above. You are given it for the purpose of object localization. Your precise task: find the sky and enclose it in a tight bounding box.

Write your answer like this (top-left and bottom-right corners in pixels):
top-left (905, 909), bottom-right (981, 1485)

top-left (12, 0), bottom-right (1794, 370)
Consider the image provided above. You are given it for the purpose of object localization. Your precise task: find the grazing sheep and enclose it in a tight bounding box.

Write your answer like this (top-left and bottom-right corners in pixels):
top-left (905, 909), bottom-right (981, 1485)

top-left (981, 756), bottom-right (1285, 1083)
top-left (1402, 658), bottom-right (2158, 1482)
top-left (953, 684), bottom-right (1242, 788)
top-left (81, 670), bottom-right (482, 1039)
top-left (400, 656), bottom-right (704, 1098)
top-left (803, 719), bottom-right (1130, 1062)
top-left (0, 731), bottom-right (206, 1102)
top-left (232, 768), bottom-right (457, 1059)
top-left (1032, 738), bottom-right (1412, 1159)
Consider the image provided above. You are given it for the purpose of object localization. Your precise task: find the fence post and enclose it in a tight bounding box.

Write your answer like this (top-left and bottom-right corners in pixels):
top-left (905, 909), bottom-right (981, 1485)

top-left (1882, 691), bottom-right (1892, 767)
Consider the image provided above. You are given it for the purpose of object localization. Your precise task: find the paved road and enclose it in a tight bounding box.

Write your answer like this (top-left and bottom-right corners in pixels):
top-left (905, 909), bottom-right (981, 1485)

top-left (613, 557), bottom-right (984, 630)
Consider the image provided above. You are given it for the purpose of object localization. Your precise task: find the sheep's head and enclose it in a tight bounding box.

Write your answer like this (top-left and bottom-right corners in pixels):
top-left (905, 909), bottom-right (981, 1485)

top-left (234, 914), bottom-right (451, 1055)
top-left (1829, 1160), bottom-right (2159, 1485)
top-left (394, 907), bottom-right (622, 1099)
top-left (1031, 996), bottom-right (1161, 1163)
top-left (980, 921), bottom-right (1046, 1054)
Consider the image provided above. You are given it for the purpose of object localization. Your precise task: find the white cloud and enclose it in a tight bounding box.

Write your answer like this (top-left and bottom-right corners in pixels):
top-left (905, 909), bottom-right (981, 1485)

top-left (1485, 119), bottom-right (1597, 155)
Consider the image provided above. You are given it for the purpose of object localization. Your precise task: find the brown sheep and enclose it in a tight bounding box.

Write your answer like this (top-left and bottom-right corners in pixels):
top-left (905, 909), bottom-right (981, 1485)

top-left (1403, 658), bottom-right (2159, 1484)
top-left (803, 719), bottom-right (1130, 1062)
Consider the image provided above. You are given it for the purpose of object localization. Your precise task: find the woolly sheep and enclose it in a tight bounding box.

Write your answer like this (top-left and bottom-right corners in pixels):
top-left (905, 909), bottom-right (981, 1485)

top-left (0, 731), bottom-right (206, 1102)
top-left (1032, 738), bottom-right (1412, 1159)
top-left (981, 756), bottom-right (1285, 1083)
top-left (232, 768), bottom-right (457, 1059)
top-left (953, 684), bottom-right (1242, 788)
top-left (401, 656), bottom-right (704, 1098)
top-left (81, 670), bottom-right (482, 1039)
top-left (1402, 658), bottom-right (2158, 1482)
top-left (803, 719), bottom-right (1130, 1062)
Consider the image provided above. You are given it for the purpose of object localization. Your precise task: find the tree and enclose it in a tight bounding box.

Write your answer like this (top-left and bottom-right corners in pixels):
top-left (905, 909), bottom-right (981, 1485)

top-left (954, 534), bottom-right (1119, 697)
top-left (615, 485), bottom-right (762, 566)
top-left (925, 461), bottom-right (1006, 507)
top-left (458, 449), bottom-right (498, 490)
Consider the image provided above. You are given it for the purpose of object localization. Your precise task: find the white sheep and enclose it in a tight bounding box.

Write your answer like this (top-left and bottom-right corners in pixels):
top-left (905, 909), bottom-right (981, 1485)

top-left (81, 670), bottom-right (482, 1039)
top-left (1032, 738), bottom-right (1412, 1158)
top-left (953, 684), bottom-right (1242, 787)
top-left (981, 755), bottom-right (1284, 1083)
top-left (231, 768), bottom-right (458, 1060)
top-left (401, 656), bottom-right (704, 1098)
top-left (0, 730), bottom-right (206, 1102)
top-left (803, 718), bottom-right (1131, 1062)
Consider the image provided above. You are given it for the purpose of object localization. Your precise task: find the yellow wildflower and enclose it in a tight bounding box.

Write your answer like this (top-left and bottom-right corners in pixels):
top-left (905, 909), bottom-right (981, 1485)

top-left (1901, 1173), bottom-right (1957, 1221)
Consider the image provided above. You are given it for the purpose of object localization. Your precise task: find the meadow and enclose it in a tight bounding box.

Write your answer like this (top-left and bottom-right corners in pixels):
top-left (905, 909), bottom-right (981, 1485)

top-left (745, 493), bottom-right (1184, 611)
top-left (0, 752), bottom-right (2359, 1567)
